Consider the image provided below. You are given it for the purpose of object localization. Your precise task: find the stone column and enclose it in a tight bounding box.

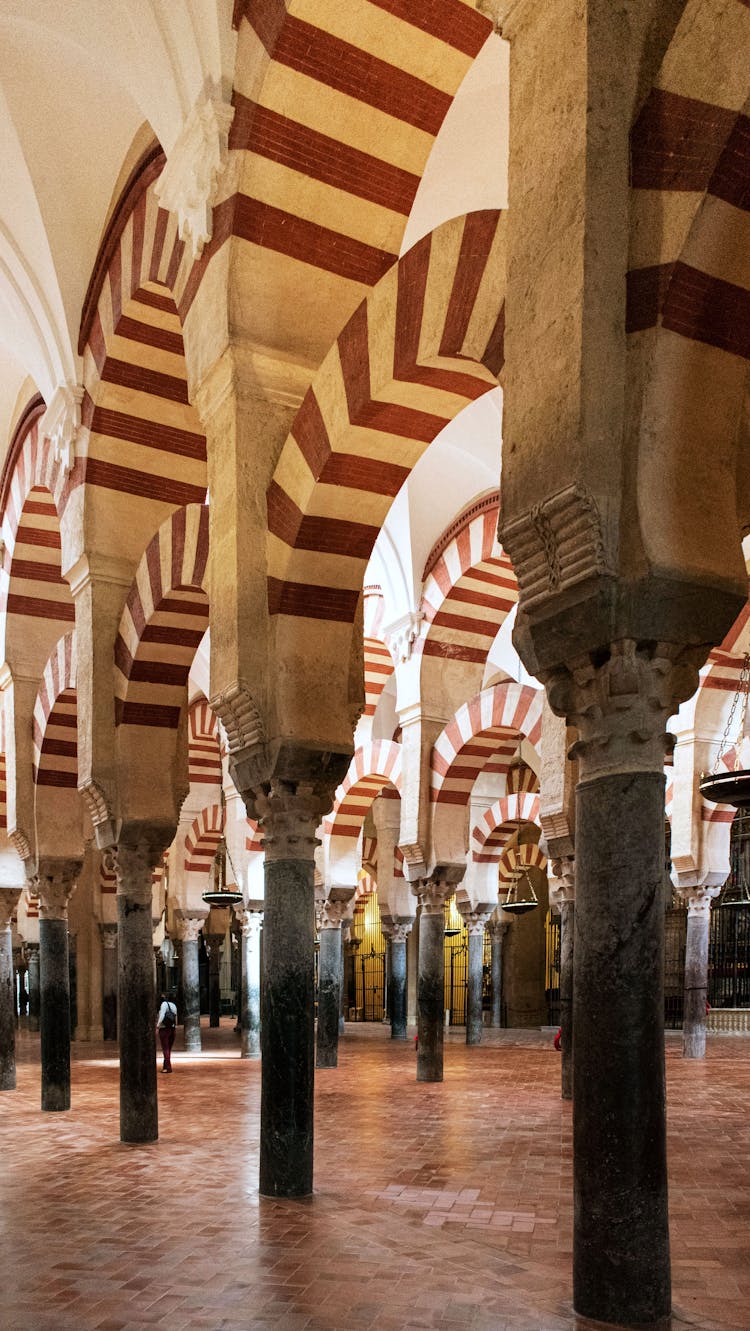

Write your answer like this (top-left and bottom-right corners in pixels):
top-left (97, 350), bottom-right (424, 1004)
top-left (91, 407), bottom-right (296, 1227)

top-left (114, 834), bottom-right (165, 1144)
top-left (254, 781), bottom-right (321, 1198)
top-left (339, 924), bottom-right (348, 1035)
top-left (462, 912), bottom-right (491, 1046)
top-left (550, 858), bottom-right (576, 1102)
top-left (679, 885), bottom-right (719, 1060)
top-left (37, 860), bottom-right (80, 1112)
top-left (384, 920), bottom-right (411, 1040)
top-left (415, 879), bottom-right (453, 1082)
top-left (16, 955), bottom-right (28, 1018)
top-left (543, 643), bottom-right (704, 1327)
top-left (68, 932), bottom-right (78, 1040)
top-left (100, 924), bottom-right (118, 1040)
top-left (316, 900), bottom-right (349, 1069)
top-left (0, 890), bottom-right (22, 1090)
top-left (234, 906), bottom-right (262, 1058)
top-left (176, 917), bottom-right (203, 1053)
top-left (205, 933), bottom-right (224, 1028)
top-left (487, 919), bottom-right (507, 1028)
top-left (25, 943), bottom-right (40, 1032)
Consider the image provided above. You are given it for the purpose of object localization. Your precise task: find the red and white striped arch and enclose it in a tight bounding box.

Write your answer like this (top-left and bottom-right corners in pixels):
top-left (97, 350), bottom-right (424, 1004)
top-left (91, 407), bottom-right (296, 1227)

top-left (498, 840), bottom-right (547, 886)
top-left (430, 684), bottom-right (543, 808)
top-left (363, 586), bottom-right (394, 722)
top-left (420, 495), bottom-right (517, 680)
top-left (471, 792), bottom-right (541, 866)
top-left (223, 1), bottom-right (493, 373)
top-left (267, 209), bottom-right (505, 627)
top-left (115, 504), bottom-right (209, 730)
top-left (323, 741), bottom-right (402, 888)
top-left (33, 632), bottom-right (77, 788)
top-left (184, 804), bottom-right (224, 878)
top-left (188, 698), bottom-right (222, 788)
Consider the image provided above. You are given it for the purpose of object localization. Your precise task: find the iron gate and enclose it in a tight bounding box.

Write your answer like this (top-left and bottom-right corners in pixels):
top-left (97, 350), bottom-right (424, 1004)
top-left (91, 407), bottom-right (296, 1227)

top-left (664, 906), bottom-right (687, 1028)
top-left (709, 903), bottom-right (750, 1008)
top-left (545, 911), bottom-right (561, 1026)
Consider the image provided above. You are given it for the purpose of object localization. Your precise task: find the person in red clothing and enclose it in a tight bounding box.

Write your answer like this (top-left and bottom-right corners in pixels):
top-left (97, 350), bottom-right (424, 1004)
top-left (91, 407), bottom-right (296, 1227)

top-left (553, 1027), bottom-right (562, 1051)
top-left (156, 992), bottom-right (177, 1072)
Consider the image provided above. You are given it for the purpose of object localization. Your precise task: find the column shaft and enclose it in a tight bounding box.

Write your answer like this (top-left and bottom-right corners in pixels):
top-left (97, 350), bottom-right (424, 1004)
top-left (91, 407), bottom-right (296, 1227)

top-left (490, 931), bottom-right (504, 1027)
top-left (27, 945), bottom-right (40, 1031)
top-left (466, 930), bottom-right (484, 1046)
top-left (0, 929), bottom-right (17, 1090)
top-left (559, 901), bottom-right (574, 1100)
top-left (117, 844), bottom-right (159, 1144)
top-left (241, 921), bottom-right (261, 1059)
top-left (260, 856), bottom-right (315, 1197)
top-left (207, 937), bottom-right (222, 1028)
top-left (390, 936), bottom-right (407, 1039)
top-left (316, 927), bottom-right (342, 1068)
top-left (181, 939), bottom-right (201, 1052)
top-left (683, 907), bottom-right (710, 1060)
top-left (101, 930), bottom-right (117, 1041)
top-left (417, 907), bottom-right (445, 1082)
top-left (573, 770), bottom-right (670, 1325)
top-left (40, 919), bottom-right (71, 1111)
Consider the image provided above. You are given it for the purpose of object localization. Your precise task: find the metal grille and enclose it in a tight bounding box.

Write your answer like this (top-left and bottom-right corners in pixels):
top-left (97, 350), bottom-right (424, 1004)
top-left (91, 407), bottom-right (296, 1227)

top-left (545, 911), bottom-right (561, 1026)
top-left (709, 904), bottom-right (750, 1008)
top-left (443, 895), bottom-right (467, 1023)
top-left (352, 893), bottom-right (386, 1020)
top-left (664, 905), bottom-right (687, 1028)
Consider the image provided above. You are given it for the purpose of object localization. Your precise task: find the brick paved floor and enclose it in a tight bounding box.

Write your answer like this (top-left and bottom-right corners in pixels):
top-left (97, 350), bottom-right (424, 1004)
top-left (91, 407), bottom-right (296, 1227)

top-left (1, 1023), bottom-right (748, 1331)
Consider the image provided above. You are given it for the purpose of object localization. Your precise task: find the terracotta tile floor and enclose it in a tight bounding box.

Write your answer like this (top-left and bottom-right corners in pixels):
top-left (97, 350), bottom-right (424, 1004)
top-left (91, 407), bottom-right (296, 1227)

top-left (1, 1023), bottom-right (748, 1331)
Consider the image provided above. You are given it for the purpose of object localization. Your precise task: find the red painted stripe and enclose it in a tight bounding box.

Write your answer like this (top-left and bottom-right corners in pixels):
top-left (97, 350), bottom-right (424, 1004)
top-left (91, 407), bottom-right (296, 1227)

top-left (439, 211), bottom-right (499, 356)
top-left (431, 609), bottom-right (499, 637)
top-left (6, 595), bottom-right (74, 621)
top-left (232, 194), bottom-right (396, 286)
top-left (662, 262), bottom-right (750, 360)
top-left (273, 16), bottom-right (452, 137)
top-left (99, 358), bottom-right (189, 405)
top-left (129, 661), bottom-right (192, 685)
top-left (82, 458), bottom-right (207, 507)
top-left (631, 89), bottom-right (738, 192)
top-left (482, 300), bottom-right (505, 376)
top-left (240, 0), bottom-right (287, 47)
top-left (140, 624), bottom-right (206, 648)
top-left (230, 94), bottom-right (419, 215)
top-left (291, 390), bottom-right (331, 479)
top-left (9, 559), bottom-right (67, 585)
top-left (267, 481), bottom-right (379, 556)
top-left (367, 0), bottom-right (489, 58)
top-left (267, 577), bottom-right (359, 621)
top-left (35, 771), bottom-right (77, 788)
top-left (133, 286), bottom-right (176, 314)
top-left (319, 452), bottom-right (411, 496)
top-left (116, 700), bottom-right (181, 728)
top-left (626, 263), bottom-right (675, 334)
top-left (115, 314), bottom-right (185, 356)
top-left (90, 406), bottom-right (205, 460)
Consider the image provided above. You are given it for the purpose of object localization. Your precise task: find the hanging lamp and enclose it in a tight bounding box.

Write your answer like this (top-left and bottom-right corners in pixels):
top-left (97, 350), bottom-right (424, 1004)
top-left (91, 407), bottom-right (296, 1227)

top-left (699, 653), bottom-right (750, 808)
top-left (201, 835), bottom-right (244, 908)
top-left (501, 865), bottom-right (539, 917)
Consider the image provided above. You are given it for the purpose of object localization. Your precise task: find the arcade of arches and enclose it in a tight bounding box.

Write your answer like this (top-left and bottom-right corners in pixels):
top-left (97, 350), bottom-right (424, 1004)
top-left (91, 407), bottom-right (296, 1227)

top-left (0, 3), bottom-right (749, 1329)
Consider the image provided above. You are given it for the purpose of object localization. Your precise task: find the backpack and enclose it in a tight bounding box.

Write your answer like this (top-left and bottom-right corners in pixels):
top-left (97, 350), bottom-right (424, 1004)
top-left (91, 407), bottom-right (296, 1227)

top-left (162, 1002), bottom-right (176, 1029)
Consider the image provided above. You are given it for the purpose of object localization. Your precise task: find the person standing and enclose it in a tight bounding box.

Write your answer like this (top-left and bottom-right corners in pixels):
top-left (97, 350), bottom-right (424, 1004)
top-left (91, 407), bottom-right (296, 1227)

top-left (156, 993), bottom-right (177, 1073)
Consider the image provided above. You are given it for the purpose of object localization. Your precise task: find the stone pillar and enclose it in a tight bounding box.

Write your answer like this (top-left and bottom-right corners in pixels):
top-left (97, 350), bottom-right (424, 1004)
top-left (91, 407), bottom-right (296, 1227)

top-left (37, 860), bottom-right (80, 1112)
top-left (16, 956), bottom-right (28, 1018)
top-left (25, 943), bottom-right (40, 1032)
top-left (176, 917), bottom-right (203, 1053)
top-left (68, 931), bottom-right (78, 1040)
top-left (542, 643), bottom-right (704, 1326)
top-left (0, 890), bottom-right (22, 1090)
top-left (679, 886), bottom-right (719, 1060)
top-left (385, 921), bottom-right (411, 1040)
top-left (115, 835), bottom-right (165, 1144)
top-left (462, 912), bottom-right (491, 1046)
top-left (234, 906), bottom-right (262, 1058)
top-left (416, 879), bottom-right (452, 1082)
top-left (316, 900), bottom-right (348, 1069)
top-left (487, 918), bottom-right (507, 1027)
top-left (339, 924), bottom-right (348, 1035)
top-left (550, 858), bottom-right (576, 1102)
top-left (255, 781), bottom-right (321, 1198)
top-left (205, 933), bottom-right (224, 1028)
top-left (100, 924), bottom-right (118, 1040)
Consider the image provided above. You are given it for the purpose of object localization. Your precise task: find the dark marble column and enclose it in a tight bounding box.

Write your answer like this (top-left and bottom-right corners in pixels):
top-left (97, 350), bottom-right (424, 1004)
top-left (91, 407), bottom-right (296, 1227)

top-left (416, 880), bottom-right (451, 1083)
top-left (37, 861), bottom-right (80, 1112)
top-left (68, 932), bottom-right (78, 1040)
top-left (574, 769), bottom-right (670, 1324)
top-left (0, 890), bottom-right (22, 1090)
top-left (17, 958), bottom-right (28, 1017)
top-left (115, 836), bottom-right (164, 1144)
top-left (26, 942), bottom-right (40, 1032)
top-left (464, 914), bottom-right (490, 1046)
top-left (206, 933), bottom-right (224, 1028)
top-left (487, 919), bottom-right (507, 1027)
top-left (338, 925), bottom-right (347, 1036)
top-left (681, 888), bottom-right (716, 1060)
top-left (178, 919), bottom-right (203, 1052)
top-left (100, 924), bottom-right (118, 1040)
top-left (255, 781), bottom-right (321, 1199)
top-left (388, 921), bottom-right (411, 1040)
top-left (235, 907), bottom-right (262, 1058)
top-left (316, 917), bottom-right (344, 1069)
top-left (558, 898), bottom-right (575, 1100)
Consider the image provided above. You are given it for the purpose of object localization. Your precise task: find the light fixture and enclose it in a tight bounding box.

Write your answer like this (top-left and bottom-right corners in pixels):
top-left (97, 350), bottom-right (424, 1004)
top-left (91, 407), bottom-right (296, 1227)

top-left (699, 653), bottom-right (750, 808)
top-left (501, 866), bottom-right (539, 917)
top-left (201, 836), bottom-right (243, 909)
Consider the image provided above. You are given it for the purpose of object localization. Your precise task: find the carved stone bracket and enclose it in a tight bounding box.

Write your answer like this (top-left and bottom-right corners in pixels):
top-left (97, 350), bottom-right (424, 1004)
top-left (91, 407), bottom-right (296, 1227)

top-left (386, 610), bottom-right (423, 665)
top-left (41, 383), bottom-right (84, 477)
top-left (0, 888), bottom-right (22, 931)
top-left (499, 482), bottom-right (614, 613)
top-left (544, 639), bottom-right (706, 780)
top-left (36, 859), bottom-right (82, 921)
top-left (548, 854), bottom-right (576, 908)
top-left (79, 778), bottom-right (119, 850)
top-left (154, 82), bottom-right (235, 261)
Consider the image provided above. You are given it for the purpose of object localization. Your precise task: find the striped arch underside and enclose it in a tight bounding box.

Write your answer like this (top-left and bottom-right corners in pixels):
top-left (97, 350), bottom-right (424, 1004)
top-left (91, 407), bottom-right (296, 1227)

top-left (471, 791), bottom-right (541, 865)
top-left (430, 686), bottom-right (543, 808)
top-left (184, 804), bottom-right (223, 876)
top-left (323, 741), bottom-right (402, 842)
top-left (188, 699), bottom-right (222, 786)
top-left (421, 498), bottom-right (517, 668)
top-left (115, 505), bottom-right (209, 729)
top-left (266, 209), bottom-right (506, 624)
top-left (499, 840), bottom-right (547, 883)
top-left (33, 632), bottom-right (77, 788)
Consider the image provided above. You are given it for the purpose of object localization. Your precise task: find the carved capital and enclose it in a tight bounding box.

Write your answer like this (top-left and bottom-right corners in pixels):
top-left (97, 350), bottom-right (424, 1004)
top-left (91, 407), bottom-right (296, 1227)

top-left (204, 932), bottom-right (225, 957)
top-left (79, 778), bottom-right (118, 848)
top-left (675, 884), bottom-right (720, 919)
top-left (252, 780), bottom-right (324, 862)
top-left (381, 915), bottom-right (414, 943)
top-left (416, 875), bottom-right (457, 916)
top-left (462, 911), bottom-right (492, 937)
top-left (386, 610), bottom-right (423, 664)
top-left (544, 640), bottom-right (705, 780)
top-left (548, 855), bottom-right (576, 907)
top-left (154, 83), bottom-right (234, 261)
top-left (36, 859), bottom-right (81, 921)
top-left (319, 899), bottom-right (351, 930)
top-left (175, 914), bottom-right (205, 944)
top-left (9, 828), bottom-right (33, 867)
top-left (115, 829), bottom-right (171, 905)
top-left (0, 887), bottom-right (21, 931)
top-left (99, 922), bottom-right (118, 950)
top-left (234, 906), bottom-right (263, 938)
top-left (486, 918), bottom-right (510, 944)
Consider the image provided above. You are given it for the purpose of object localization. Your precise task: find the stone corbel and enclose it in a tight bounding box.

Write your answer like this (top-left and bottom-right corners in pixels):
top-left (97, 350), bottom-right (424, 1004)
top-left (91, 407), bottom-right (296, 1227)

top-left (208, 679), bottom-right (268, 797)
top-left (386, 610), bottom-right (423, 665)
top-left (548, 854), bottom-right (576, 909)
top-left (41, 383), bottom-right (84, 477)
top-left (154, 82), bottom-right (235, 262)
top-left (79, 778), bottom-right (120, 851)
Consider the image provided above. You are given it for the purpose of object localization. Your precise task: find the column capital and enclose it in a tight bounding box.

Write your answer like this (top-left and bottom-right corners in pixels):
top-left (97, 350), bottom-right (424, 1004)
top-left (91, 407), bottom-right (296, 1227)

top-left (113, 825), bottom-right (173, 905)
top-left (99, 923), bottom-right (118, 950)
top-left (252, 780), bottom-right (327, 862)
top-left (548, 854), bottom-right (576, 908)
top-left (0, 887), bottom-right (21, 930)
top-left (381, 916), bottom-right (414, 943)
top-left (175, 914), bottom-right (205, 944)
top-left (416, 874), bottom-right (458, 916)
top-left (486, 918), bottom-right (510, 944)
top-left (544, 640), bottom-right (705, 780)
top-left (319, 898), bottom-right (351, 930)
top-left (464, 912), bottom-right (492, 937)
top-left (234, 905), bottom-right (263, 937)
top-left (675, 884), bottom-right (721, 919)
top-left (23, 941), bottom-right (39, 960)
top-left (36, 858), bottom-right (82, 921)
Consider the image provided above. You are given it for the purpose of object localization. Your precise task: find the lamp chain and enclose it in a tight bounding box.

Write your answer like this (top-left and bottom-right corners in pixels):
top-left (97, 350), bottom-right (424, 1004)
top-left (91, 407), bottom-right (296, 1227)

top-left (713, 653), bottom-right (750, 774)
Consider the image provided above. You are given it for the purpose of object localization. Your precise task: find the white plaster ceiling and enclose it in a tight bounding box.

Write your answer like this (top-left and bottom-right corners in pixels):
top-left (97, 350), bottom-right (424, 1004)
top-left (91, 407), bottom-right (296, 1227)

top-left (0, 0), bottom-right (235, 466)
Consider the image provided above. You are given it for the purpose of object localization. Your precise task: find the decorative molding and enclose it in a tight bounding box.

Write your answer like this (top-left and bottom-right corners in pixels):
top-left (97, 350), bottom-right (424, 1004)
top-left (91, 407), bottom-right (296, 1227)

top-left (675, 883), bottom-right (720, 918)
top-left (499, 482), bottom-right (613, 613)
top-left (253, 781), bottom-right (322, 862)
top-left (320, 899), bottom-right (351, 930)
top-left (386, 610), bottom-right (423, 665)
top-left (545, 639), bottom-right (706, 780)
top-left (548, 855), bottom-right (576, 907)
top-left (209, 680), bottom-right (266, 769)
top-left (9, 828), bottom-right (33, 866)
top-left (234, 906), bottom-right (263, 937)
top-left (416, 873), bottom-right (461, 915)
top-left (155, 84), bottom-right (235, 262)
top-left (40, 384), bottom-right (84, 477)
